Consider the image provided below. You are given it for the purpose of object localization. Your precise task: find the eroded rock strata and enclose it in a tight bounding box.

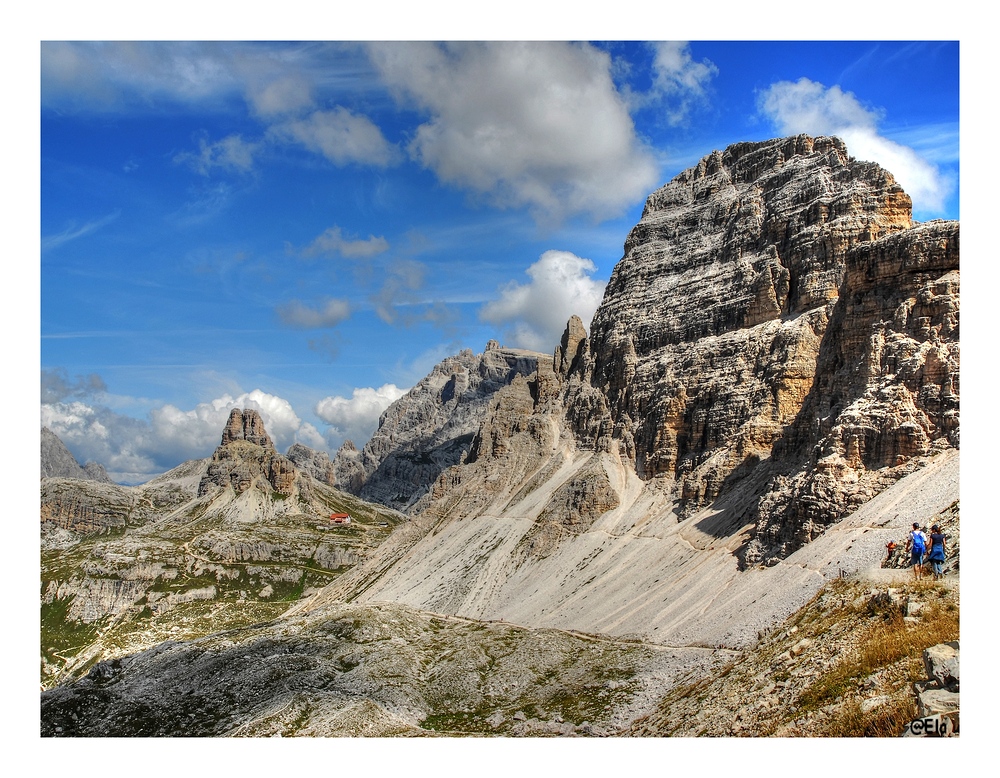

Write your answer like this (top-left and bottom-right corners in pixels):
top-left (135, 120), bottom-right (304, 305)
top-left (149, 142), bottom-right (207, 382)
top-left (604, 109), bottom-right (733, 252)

top-left (532, 136), bottom-right (955, 564)
top-left (333, 342), bottom-right (542, 512)
top-left (367, 135), bottom-right (958, 569)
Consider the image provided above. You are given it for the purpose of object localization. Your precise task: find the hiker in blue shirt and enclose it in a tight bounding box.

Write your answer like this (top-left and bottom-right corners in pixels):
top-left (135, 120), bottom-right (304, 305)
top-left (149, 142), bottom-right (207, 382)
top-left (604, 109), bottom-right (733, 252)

top-left (906, 522), bottom-right (928, 580)
top-left (927, 524), bottom-right (947, 580)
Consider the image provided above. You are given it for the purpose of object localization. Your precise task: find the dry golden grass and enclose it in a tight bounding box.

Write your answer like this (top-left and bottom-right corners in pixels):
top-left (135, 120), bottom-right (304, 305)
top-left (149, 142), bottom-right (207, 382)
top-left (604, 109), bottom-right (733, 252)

top-left (824, 696), bottom-right (919, 738)
top-left (799, 584), bottom-right (959, 736)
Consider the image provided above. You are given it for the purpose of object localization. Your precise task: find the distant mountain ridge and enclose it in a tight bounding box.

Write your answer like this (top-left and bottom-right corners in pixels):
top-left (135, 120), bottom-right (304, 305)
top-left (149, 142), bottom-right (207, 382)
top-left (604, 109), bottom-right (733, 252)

top-left (40, 409), bottom-right (406, 689)
top-left (40, 427), bottom-right (112, 483)
top-left (332, 340), bottom-right (543, 512)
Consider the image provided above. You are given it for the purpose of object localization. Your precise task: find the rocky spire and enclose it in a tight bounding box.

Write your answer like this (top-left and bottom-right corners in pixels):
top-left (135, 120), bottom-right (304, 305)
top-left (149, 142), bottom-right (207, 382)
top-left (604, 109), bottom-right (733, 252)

top-left (220, 408), bottom-right (274, 449)
top-left (554, 315), bottom-right (588, 378)
top-left (198, 409), bottom-right (294, 496)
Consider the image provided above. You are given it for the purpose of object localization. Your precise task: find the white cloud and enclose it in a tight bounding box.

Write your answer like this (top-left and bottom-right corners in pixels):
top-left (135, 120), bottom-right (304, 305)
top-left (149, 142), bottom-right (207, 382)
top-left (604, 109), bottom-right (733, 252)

top-left (276, 298), bottom-right (352, 329)
top-left (758, 77), bottom-right (952, 215)
top-left (41, 42), bottom-right (246, 112)
top-left (303, 226), bottom-right (389, 259)
top-left (315, 384), bottom-right (408, 444)
top-left (479, 250), bottom-right (606, 352)
top-left (631, 42), bottom-right (718, 126)
top-left (370, 260), bottom-right (426, 325)
top-left (145, 389), bottom-right (303, 463)
top-left (175, 134), bottom-right (259, 175)
top-left (295, 422), bottom-right (327, 450)
top-left (271, 107), bottom-right (400, 167)
top-left (247, 75), bottom-right (314, 118)
top-left (366, 41), bottom-right (660, 222)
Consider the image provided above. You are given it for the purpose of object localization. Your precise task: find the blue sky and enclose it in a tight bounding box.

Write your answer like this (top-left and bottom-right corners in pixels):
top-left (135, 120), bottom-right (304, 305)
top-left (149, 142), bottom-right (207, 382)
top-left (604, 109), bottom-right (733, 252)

top-left (38, 38), bottom-right (960, 483)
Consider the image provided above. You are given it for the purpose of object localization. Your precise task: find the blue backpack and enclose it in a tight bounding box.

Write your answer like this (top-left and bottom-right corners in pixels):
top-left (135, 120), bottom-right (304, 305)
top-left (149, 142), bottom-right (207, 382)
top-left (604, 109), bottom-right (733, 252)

top-left (911, 531), bottom-right (926, 555)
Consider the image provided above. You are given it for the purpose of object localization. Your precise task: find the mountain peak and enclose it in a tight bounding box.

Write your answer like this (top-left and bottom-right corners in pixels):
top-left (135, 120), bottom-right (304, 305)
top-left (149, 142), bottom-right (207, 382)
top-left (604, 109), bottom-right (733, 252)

top-left (40, 427), bottom-right (113, 483)
top-left (197, 408), bottom-right (295, 497)
top-left (220, 408), bottom-right (274, 449)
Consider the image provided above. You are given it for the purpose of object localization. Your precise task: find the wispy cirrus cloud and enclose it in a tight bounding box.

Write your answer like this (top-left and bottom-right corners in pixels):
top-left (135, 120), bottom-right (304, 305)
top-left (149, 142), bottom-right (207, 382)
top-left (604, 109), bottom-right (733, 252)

top-left (42, 210), bottom-right (121, 252)
top-left (174, 133), bottom-right (260, 176)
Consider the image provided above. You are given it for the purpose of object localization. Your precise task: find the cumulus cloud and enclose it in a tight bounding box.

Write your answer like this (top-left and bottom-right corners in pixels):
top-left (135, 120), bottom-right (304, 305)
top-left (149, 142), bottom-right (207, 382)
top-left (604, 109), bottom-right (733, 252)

top-left (42, 387), bottom-right (321, 483)
top-left (174, 133), bottom-right (259, 175)
top-left (303, 226), bottom-right (389, 259)
top-left (758, 77), bottom-right (952, 215)
top-left (42, 400), bottom-right (156, 482)
top-left (276, 298), bottom-right (352, 329)
top-left (479, 250), bottom-right (607, 352)
top-left (366, 41), bottom-right (660, 222)
top-left (315, 384), bottom-right (408, 444)
top-left (271, 107), bottom-right (400, 167)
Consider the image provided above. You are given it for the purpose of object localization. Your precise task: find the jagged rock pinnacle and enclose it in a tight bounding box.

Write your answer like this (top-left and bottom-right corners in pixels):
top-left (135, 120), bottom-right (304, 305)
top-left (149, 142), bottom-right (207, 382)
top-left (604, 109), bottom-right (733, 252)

top-left (198, 409), bottom-right (295, 496)
top-left (220, 408), bottom-right (274, 449)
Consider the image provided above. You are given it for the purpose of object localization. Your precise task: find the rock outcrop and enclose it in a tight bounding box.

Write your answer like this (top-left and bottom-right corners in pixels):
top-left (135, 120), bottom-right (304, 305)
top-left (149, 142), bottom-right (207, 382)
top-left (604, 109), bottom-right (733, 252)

top-left (41, 427), bottom-right (113, 483)
top-left (421, 135), bottom-right (958, 566)
top-left (330, 440), bottom-right (365, 493)
top-left (198, 409), bottom-right (297, 497)
top-left (332, 342), bottom-right (543, 512)
top-left (286, 443), bottom-right (337, 486)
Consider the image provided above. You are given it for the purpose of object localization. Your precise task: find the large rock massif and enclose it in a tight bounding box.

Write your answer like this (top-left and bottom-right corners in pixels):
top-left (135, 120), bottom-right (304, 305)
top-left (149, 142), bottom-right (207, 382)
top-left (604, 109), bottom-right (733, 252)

top-left (304, 135), bottom-right (958, 649)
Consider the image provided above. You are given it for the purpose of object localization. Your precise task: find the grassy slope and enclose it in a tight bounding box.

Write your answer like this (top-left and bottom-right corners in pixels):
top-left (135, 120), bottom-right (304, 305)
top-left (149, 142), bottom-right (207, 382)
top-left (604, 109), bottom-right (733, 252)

top-left (40, 473), bottom-right (406, 689)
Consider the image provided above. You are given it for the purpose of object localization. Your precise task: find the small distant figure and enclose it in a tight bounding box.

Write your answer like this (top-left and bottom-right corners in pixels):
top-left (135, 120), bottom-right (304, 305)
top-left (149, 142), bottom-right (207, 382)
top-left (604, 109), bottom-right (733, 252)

top-left (906, 522), bottom-right (928, 580)
top-left (884, 540), bottom-right (897, 565)
top-left (927, 524), bottom-right (948, 580)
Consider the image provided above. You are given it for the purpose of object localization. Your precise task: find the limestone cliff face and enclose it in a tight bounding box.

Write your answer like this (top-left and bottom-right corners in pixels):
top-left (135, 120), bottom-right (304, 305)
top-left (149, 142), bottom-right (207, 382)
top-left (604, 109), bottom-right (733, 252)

top-left (198, 409), bottom-right (297, 497)
top-left (405, 135), bottom-right (958, 567)
top-left (744, 219), bottom-right (959, 563)
top-left (558, 135), bottom-right (957, 563)
top-left (579, 136), bottom-right (912, 479)
top-left (333, 341), bottom-right (542, 513)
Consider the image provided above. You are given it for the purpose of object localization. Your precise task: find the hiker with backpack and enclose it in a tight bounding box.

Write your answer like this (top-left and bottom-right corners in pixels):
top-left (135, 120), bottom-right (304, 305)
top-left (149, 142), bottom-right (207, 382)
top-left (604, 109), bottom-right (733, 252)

top-left (906, 522), bottom-right (928, 580)
top-left (927, 524), bottom-right (948, 580)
